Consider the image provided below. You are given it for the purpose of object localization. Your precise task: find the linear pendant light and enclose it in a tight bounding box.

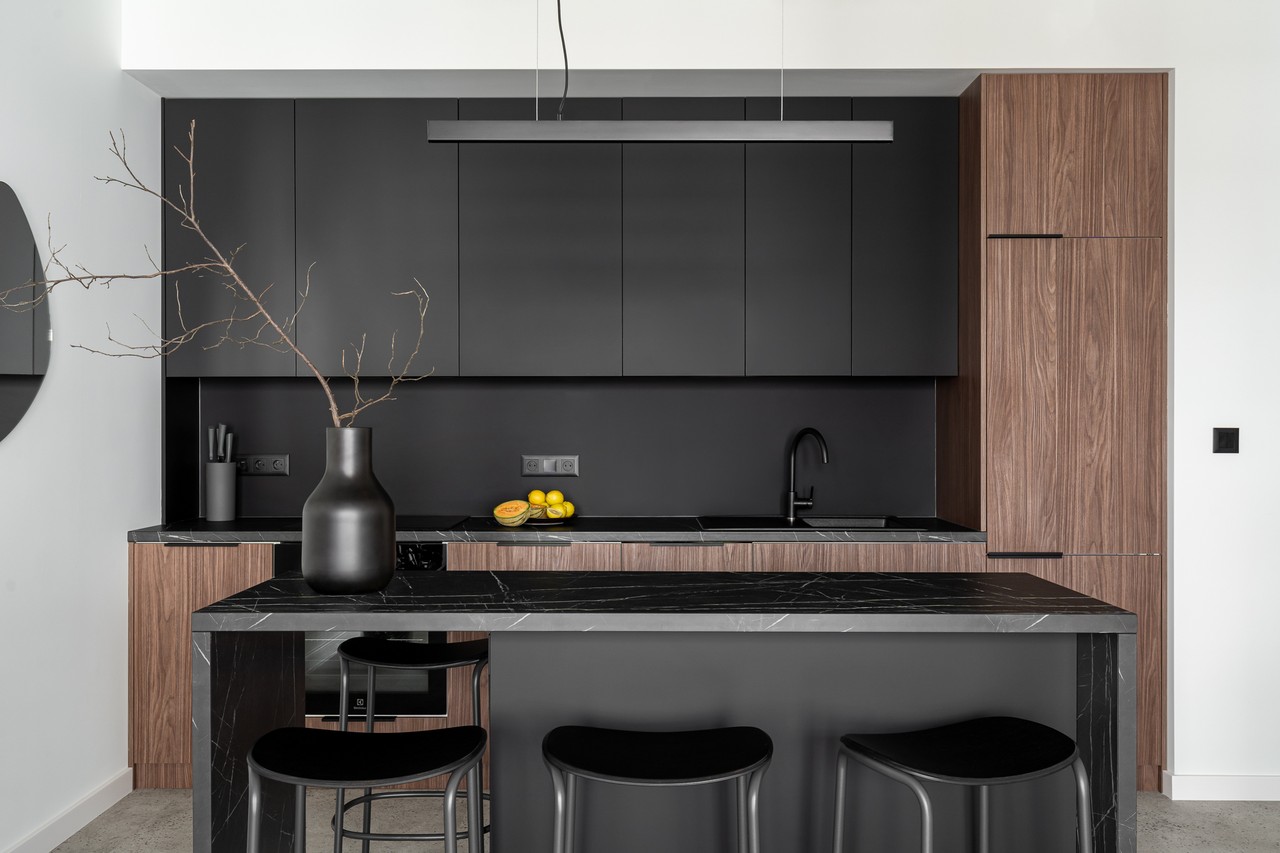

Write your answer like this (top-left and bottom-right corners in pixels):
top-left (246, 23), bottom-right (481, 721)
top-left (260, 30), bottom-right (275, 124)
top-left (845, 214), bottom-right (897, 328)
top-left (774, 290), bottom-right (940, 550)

top-left (425, 0), bottom-right (894, 144)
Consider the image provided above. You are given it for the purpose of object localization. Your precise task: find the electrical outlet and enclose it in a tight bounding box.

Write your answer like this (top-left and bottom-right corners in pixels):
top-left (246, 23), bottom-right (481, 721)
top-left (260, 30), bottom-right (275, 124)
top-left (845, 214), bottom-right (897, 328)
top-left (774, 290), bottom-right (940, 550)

top-left (1213, 428), bottom-right (1239, 454)
top-left (521, 455), bottom-right (580, 477)
top-left (235, 454), bottom-right (290, 476)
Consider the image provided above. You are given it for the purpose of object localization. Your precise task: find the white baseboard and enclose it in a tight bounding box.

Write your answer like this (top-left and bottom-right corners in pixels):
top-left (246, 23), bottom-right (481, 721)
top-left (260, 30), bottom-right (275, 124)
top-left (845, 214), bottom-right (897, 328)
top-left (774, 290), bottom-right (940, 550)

top-left (4, 768), bottom-right (133, 853)
top-left (1163, 772), bottom-right (1280, 800)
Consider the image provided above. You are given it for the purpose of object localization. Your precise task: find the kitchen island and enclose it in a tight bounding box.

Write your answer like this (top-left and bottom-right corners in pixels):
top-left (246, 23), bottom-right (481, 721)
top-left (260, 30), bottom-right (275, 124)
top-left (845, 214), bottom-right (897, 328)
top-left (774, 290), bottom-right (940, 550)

top-left (191, 571), bottom-right (1134, 853)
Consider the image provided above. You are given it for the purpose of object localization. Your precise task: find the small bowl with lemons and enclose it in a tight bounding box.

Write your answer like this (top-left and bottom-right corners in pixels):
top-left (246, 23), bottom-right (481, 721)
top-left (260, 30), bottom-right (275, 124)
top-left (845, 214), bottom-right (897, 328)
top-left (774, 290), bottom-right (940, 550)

top-left (492, 489), bottom-right (577, 527)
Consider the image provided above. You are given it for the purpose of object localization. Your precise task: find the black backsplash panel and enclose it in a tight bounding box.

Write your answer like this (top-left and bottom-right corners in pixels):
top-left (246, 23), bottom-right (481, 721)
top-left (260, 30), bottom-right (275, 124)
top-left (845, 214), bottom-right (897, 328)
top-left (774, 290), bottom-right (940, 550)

top-left (191, 377), bottom-right (937, 519)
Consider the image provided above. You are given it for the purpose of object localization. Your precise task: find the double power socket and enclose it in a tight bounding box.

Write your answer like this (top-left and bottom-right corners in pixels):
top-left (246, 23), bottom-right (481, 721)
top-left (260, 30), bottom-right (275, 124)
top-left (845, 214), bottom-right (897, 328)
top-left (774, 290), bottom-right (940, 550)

top-left (521, 455), bottom-right (579, 477)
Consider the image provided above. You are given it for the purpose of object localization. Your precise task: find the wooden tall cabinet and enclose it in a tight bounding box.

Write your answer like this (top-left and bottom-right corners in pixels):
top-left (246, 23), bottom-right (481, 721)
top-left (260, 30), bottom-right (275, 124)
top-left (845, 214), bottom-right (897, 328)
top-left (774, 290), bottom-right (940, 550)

top-left (941, 73), bottom-right (1168, 791)
top-left (129, 543), bottom-right (274, 787)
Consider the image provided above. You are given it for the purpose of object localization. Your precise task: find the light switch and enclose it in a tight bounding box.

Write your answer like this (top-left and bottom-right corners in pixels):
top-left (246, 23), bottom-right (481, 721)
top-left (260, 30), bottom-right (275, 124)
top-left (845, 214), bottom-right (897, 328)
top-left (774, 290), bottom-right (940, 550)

top-left (1213, 428), bottom-right (1239, 454)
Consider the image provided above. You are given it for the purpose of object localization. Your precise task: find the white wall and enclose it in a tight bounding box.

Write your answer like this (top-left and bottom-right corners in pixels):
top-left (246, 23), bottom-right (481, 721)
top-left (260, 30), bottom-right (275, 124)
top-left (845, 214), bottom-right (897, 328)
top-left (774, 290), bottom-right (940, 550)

top-left (0, 7), bottom-right (1254, 844)
top-left (0, 1), bottom-right (161, 850)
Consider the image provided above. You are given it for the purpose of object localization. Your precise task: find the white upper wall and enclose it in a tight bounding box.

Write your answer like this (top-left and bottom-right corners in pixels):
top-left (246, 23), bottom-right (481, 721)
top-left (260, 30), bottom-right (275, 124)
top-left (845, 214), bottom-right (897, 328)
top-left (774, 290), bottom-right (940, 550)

top-left (113, 0), bottom-right (1280, 797)
top-left (1, 1), bottom-right (160, 850)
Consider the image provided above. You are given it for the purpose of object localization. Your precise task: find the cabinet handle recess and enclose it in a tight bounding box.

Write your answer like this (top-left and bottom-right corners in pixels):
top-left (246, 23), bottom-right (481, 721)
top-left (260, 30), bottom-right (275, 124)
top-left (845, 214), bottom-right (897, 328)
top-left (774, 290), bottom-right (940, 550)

top-left (162, 542), bottom-right (241, 548)
top-left (647, 542), bottom-right (726, 548)
top-left (495, 541), bottom-right (573, 548)
top-left (986, 233), bottom-right (1065, 240)
top-left (987, 551), bottom-right (1064, 559)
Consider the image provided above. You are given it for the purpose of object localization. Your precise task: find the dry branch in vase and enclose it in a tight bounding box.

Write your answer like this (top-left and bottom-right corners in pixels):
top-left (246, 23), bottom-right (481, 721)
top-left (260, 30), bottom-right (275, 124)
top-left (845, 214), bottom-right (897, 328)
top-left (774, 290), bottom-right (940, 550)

top-left (0, 121), bottom-right (431, 427)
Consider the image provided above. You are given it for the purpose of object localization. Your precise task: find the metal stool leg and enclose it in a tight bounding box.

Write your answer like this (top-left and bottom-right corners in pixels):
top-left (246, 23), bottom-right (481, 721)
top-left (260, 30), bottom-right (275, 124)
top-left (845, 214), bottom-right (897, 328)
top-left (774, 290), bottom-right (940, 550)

top-left (736, 774), bottom-right (749, 853)
top-left (442, 762), bottom-right (467, 853)
top-left (974, 784), bottom-right (990, 853)
top-left (247, 765), bottom-right (262, 853)
top-left (1071, 756), bottom-right (1094, 853)
top-left (547, 763), bottom-right (568, 853)
top-left (335, 656), bottom-right (350, 853)
top-left (563, 772), bottom-right (578, 853)
top-left (852, 754), bottom-right (933, 853)
top-left (294, 785), bottom-right (306, 852)
top-left (360, 666), bottom-right (377, 853)
top-left (745, 766), bottom-right (765, 853)
top-left (832, 750), bottom-right (849, 853)
top-left (467, 756), bottom-right (484, 853)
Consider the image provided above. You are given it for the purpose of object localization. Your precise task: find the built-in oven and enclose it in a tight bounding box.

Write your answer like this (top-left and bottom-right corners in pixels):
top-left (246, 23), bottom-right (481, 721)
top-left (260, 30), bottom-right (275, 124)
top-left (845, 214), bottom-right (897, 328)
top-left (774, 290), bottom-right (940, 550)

top-left (275, 540), bottom-right (451, 721)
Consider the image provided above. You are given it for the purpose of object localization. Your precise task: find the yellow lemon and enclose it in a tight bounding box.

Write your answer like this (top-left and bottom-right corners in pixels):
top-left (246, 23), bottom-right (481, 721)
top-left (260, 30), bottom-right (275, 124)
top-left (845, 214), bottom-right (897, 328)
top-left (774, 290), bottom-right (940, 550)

top-left (545, 489), bottom-right (565, 506)
top-left (545, 503), bottom-right (567, 520)
top-left (527, 489), bottom-right (547, 506)
top-left (561, 500), bottom-right (575, 518)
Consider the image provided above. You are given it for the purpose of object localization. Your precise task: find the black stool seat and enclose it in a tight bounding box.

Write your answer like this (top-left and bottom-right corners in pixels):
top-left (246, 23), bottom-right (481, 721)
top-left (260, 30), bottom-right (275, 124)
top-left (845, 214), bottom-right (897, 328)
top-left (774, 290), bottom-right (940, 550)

top-left (543, 725), bottom-right (773, 784)
top-left (337, 636), bottom-right (489, 669)
top-left (250, 726), bottom-right (487, 788)
top-left (840, 716), bottom-right (1078, 784)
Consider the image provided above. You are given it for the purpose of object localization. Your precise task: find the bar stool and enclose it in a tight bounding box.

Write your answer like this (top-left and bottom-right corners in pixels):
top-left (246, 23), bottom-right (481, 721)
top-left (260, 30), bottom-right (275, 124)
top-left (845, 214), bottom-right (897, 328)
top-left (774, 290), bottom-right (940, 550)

top-left (542, 725), bottom-right (773, 853)
top-left (245, 725), bottom-right (485, 853)
top-left (336, 636), bottom-right (490, 851)
top-left (831, 716), bottom-right (1092, 853)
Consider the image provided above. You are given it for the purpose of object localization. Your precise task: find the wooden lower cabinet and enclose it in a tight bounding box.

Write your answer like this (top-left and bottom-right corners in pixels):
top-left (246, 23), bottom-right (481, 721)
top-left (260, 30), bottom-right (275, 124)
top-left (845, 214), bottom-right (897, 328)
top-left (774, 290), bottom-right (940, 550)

top-left (446, 541), bottom-right (621, 571)
top-left (621, 542), bottom-right (752, 571)
top-left (751, 542), bottom-right (987, 572)
top-left (129, 542), bottom-right (273, 788)
top-left (983, 555), bottom-right (1164, 791)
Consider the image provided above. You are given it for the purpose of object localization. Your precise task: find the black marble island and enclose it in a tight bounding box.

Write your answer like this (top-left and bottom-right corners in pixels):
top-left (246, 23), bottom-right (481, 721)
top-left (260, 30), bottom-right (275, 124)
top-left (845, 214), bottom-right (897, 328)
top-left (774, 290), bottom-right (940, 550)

top-left (191, 572), bottom-right (1134, 853)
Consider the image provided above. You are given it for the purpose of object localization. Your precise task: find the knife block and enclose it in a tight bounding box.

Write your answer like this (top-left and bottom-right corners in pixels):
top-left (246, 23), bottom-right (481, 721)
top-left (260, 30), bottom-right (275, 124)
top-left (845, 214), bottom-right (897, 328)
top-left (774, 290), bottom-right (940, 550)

top-left (205, 462), bottom-right (237, 522)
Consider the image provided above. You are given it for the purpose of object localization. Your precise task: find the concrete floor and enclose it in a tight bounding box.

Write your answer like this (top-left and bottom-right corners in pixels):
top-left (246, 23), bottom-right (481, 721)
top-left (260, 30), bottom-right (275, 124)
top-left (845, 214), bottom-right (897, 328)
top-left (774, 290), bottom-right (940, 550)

top-left (54, 790), bottom-right (1280, 852)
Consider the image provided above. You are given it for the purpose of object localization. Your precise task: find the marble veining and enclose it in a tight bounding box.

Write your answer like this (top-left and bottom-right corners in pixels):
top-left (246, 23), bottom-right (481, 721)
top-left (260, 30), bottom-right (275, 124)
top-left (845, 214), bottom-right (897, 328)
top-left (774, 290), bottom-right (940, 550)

top-left (191, 571), bottom-right (1135, 635)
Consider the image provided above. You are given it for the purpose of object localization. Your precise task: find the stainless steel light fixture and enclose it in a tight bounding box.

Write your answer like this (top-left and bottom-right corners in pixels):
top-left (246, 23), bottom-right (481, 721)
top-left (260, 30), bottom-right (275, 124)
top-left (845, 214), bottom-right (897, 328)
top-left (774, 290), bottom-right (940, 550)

top-left (425, 0), bottom-right (893, 144)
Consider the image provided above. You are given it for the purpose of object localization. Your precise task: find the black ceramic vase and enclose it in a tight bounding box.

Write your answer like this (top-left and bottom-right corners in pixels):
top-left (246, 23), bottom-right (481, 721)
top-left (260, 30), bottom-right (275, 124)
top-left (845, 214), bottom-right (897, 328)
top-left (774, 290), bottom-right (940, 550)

top-left (302, 427), bottom-right (396, 594)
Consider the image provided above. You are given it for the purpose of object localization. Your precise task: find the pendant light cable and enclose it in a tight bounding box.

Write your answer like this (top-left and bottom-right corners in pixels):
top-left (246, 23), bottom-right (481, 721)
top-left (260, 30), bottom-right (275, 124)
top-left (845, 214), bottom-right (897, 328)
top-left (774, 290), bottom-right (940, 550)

top-left (779, 0), bottom-right (785, 120)
top-left (535, 0), bottom-right (540, 119)
top-left (556, 0), bottom-right (569, 120)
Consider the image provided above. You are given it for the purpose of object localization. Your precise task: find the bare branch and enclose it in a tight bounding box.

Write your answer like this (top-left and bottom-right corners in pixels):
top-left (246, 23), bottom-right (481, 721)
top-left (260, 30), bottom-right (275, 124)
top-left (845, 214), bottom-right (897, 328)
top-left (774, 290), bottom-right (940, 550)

top-left (1, 121), bottom-right (434, 428)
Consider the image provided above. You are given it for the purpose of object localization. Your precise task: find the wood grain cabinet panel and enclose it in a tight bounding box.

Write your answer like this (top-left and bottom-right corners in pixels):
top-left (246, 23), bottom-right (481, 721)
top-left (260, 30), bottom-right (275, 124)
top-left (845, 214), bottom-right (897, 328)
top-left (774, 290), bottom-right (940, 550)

top-left (129, 543), bottom-right (273, 787)
top-left (751, 542), bottom-right (987, 573)
top-left (983, 74), bottom-right (1166, 238)
top-left (621, 543), bottom-right (752, 572)
top-left (985, 238), bottom-right (1164, 555)
top-left (447, 542), bottom-right (621, 571)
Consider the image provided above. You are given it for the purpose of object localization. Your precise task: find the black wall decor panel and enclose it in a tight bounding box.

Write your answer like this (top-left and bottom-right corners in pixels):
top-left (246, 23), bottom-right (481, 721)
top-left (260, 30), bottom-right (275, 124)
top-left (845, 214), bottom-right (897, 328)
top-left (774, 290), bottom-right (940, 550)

top-left (621, 98), bottom-right (745, 375)
top-left (295, 99), bottom-right (460, 378)
top-left (744, 97), bottom-right (853, 376)
top-left (458, 98), bottom-right (623, 376)
top-left (852, 97), bottom-right (958, 375)
top-left (198, 376), bottom-right (936, 518)
top-left (163, 99), bottom-right (297, 377)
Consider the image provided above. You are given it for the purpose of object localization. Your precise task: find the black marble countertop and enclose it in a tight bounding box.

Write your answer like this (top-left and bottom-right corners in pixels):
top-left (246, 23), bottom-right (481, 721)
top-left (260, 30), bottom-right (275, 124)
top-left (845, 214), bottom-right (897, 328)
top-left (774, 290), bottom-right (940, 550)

top-left (191, 570), bottom-right (1133, 634)
top-left (130, 515), bottom-right (985, 544)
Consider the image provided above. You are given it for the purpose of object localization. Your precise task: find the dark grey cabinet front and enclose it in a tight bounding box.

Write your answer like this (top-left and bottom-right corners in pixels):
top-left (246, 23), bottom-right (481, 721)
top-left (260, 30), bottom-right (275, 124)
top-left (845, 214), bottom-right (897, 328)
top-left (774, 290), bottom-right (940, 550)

top-left (744, 98), bottom-right (853, 376)
top-left (851, 97), bottom-right (958, 376)
top-left (163, 99), bottom-right (296, 377)
top-left (458, 98), bottom-right (623, 376)
top-left (621, 98), bottom-right (745, 376)
top-left (295, 99), bottom-right (459, 378)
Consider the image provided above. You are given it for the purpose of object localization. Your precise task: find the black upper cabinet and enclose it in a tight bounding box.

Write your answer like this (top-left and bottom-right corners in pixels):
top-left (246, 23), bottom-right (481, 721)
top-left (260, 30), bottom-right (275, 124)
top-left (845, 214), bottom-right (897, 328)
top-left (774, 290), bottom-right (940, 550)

top-left (851, 97), bottom-right (958, 375)
top-left (621, 98), bottom-right (745, 376)
top-left (163, 100), bottom-right (296, 377)
top-left (744, 98), bottom-right (853, 376)
top-left (458, 98), bottom-right (623, 376)
top-left (295, 99), bottom-right (459, 378)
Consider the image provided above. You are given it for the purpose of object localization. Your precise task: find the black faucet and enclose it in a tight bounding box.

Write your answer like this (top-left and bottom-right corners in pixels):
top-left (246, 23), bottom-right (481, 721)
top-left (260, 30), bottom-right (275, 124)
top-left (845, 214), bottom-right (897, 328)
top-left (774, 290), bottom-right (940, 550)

top-left (785, 427), bottom-right (829, 524)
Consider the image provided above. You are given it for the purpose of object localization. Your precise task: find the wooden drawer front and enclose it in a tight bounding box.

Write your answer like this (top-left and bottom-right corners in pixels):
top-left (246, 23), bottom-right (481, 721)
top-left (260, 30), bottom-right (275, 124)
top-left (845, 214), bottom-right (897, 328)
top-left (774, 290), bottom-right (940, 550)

top-left (129, 542), bottom-right (273, 786)
top-left (447, 542), bottom-right (621, 571)
top-left (621, 543), bottom-right (753, 572)
top-left (751, 542), bottom-right (987, 573)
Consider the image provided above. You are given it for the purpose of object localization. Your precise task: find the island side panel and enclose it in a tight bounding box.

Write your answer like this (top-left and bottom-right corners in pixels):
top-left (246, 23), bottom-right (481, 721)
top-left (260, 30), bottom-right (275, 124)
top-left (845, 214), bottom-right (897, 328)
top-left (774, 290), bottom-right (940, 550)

top-left (490, 631), bottom-right (1080, 853)
top-left (1077, 632), bottom-right (1137, 853)
top-left (193, 630), bottom-right (304, 853)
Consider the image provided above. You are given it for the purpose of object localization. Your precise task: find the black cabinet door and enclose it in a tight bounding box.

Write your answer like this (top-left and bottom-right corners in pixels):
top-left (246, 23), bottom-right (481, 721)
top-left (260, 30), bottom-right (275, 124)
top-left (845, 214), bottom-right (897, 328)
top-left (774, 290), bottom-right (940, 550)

top-left (621, 98), bottom-right (745, 376)
top-left (295, 99), bottom-right (459, 378)
top-left (163, 100), bottom-right (296, 377)
top-left (851, 97), bottom-right (958, 375)
top-left (744, 98), bottom-right (852, 376)
top-left (458, 98), bottom-right (622, 376)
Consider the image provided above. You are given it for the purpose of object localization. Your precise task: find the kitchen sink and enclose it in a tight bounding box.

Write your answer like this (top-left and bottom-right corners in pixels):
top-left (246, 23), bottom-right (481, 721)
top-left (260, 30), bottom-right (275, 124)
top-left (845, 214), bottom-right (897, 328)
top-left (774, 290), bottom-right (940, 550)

top-left (697, 515), bottom-right (927, 532)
